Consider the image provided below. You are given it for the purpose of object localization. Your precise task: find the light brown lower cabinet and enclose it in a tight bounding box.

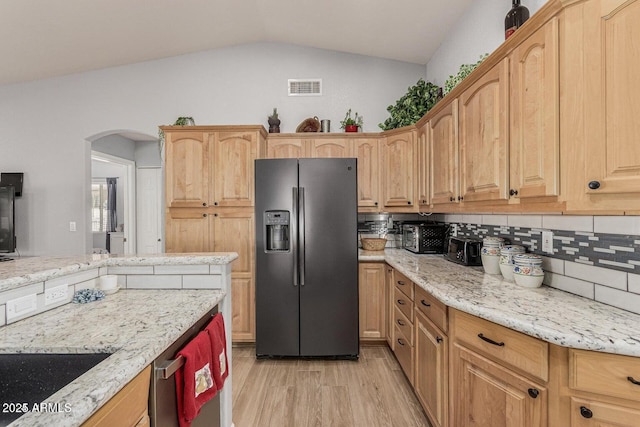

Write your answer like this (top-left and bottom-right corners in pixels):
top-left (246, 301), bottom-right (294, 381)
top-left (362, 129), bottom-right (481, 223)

top-left (414, 310), bottom-right (448, 427)
top-left (82, 366), bottom-right (151, 427)
top-left (358, 262), bottom-right (386, 341)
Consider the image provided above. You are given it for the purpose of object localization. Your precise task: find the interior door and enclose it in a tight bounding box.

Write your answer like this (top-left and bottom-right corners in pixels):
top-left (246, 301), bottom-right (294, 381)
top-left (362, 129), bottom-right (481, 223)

top-left (136, 167), bottom-right (162, 253)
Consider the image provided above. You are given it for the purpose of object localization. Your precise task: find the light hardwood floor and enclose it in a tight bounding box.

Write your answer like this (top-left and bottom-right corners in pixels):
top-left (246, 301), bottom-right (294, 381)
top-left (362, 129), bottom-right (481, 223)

top-left (232, 345), bottom-right (431, 427)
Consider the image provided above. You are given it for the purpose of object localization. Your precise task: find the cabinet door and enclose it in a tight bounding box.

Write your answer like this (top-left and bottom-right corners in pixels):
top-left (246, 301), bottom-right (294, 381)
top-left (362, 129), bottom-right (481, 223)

top-left (510, 18), bottom-right (560, 201)
top-left (380, 130), bottom-right (416, 209)
top-left (310, 138), bottom-right (349, 158)
top-left (581, 0), bottom-right (640, 198)
top-left (165, 132), bottom-right (210, 208)
top-left (452, 343), bottom-right (547, 427)
top-left (358, 263), bottom-right (386, 340)
top-left (211, 208), bottom-right (254, 275)
top-left (164, 209), bottom-right (211, 253)
top-left (230, 276), bottom-right (255, 342)
top-left (386, 265), bottom-right (394, 347)
top-left (570, 397), bottom-right (640, 427)
top-left (459, 58), bottom-right (510, 204)
top-left (212, 131), bottom-right (257, 207)
top-left (352, 138), bottom-right (380, 211)
top-left (266, 137), bottom-right (309, 158)
top-left (429, 100), bottom-right (460, 208)
top-left (415, 311), bottom-right (448, 427)
top-left (417, 122), bottom-right (430, 208)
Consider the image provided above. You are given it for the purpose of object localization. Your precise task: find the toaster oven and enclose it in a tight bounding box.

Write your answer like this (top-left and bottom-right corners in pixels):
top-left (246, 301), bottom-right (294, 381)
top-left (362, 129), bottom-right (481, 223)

top-left (402, 223), bottom-right (447, 254)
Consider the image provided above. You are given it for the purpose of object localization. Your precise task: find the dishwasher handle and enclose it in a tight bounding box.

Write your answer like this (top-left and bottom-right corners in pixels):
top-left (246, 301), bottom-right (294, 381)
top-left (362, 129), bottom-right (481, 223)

top-left (155, 355), bottom-right (185, 380)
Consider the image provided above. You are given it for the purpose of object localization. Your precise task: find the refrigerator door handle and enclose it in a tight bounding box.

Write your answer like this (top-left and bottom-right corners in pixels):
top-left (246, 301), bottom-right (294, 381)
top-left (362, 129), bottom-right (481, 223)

top-left (292, 187), bottom-right (299, 287)
top-left (299, 187), bottom-right (306, 286)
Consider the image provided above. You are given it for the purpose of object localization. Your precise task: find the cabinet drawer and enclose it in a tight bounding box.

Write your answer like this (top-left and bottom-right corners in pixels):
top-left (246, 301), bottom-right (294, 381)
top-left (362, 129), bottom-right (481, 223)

top-left (394, 325), bottom-right (414, 385)
top-left (451, 309), bottom-right (548, 382)
top-left (394, 270), bottom-right (414, 300)
top-left (393, 306), bottom-right (414, 346)
top-left (415, 285), bottom-right (447, 333)
top-left (570, 349), bottom-right (640, 402)
top-left (394, 286), bottom-right (414, 322)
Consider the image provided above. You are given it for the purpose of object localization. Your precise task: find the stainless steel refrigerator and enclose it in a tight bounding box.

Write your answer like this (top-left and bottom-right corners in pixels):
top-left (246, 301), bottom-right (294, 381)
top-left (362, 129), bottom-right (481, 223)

top-left (255, 158), bottom-right (359, 358)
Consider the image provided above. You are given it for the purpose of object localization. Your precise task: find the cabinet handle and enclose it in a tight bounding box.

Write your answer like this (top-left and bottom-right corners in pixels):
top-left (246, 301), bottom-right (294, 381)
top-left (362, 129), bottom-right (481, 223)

top-left (202, 213), bottom-right (207, 218)
top-left (458, 196), bottom-right (464, 201)
top-left (628, 376), bottom-right (640, 386)
top-left (588, 181), bottom-right (601, 190)
top-left (509, 189), bottom-right (518, 196)
top-left (202, 202), bottom-right (207, 207)
top-left (374, 202), bottom-right (378, 206)
top-left (397, 299), bottom-right (406, 305)
top-left (420, 300), bottom-right (431, 307)
top-left (407, 201), bottom-right (412, 205)
top-left (397, 338), bottom-right (406, 347)
top-left (397, 319), bottom-right (406, 326)
top-left (214, 201), bottom-right (219, 206)
top-left (477, 333), bottom-right (505, 347)
top-left (436, 336), bottom-right (443, 343)
top-left (450, 197), bottom-right (455, 202)
top-left (527, 388), bottom-right (539, 399)
top-left (214, 213), bottom-right (218, 217)
top-left (580, 406), bottom-right (593, 419)
top-left (397, 280), bottom-right (406, 286)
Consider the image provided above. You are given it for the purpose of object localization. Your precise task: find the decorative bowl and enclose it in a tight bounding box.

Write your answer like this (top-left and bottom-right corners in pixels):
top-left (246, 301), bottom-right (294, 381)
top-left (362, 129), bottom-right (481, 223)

top-left (513, 272), bottom-right (544, 288)
top-left (361, 238), bottom-right (387, 251)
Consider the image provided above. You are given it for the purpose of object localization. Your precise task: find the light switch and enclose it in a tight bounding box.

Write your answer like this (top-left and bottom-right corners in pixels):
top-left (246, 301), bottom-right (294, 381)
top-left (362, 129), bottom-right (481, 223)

top-left (69, 221), bottom-right (77, 232)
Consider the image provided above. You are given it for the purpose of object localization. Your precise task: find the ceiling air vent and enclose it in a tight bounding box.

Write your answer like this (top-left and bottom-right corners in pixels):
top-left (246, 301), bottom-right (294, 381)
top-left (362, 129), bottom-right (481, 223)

top-left (288, 79), bottom-right (322, 96)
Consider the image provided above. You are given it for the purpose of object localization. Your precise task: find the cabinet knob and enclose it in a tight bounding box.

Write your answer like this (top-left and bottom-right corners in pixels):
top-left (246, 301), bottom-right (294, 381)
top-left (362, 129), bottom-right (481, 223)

top-left (458, 196), bottom-right (464, 201)
top-left (509, 189), bottom-right (518, 196)
top-left (436, 336), bottom-right (443, 343)
top-left (202, 213), bottom-right (207, 218)
top-left (588, 181), bottom-right (601, 190)
top-left (202, 202), bottom-right (207, 207)
top-left (214, 202), bottom-right (219, 206)
top-left (527, 388), bottom-right (539, 399)
top-left (450, 197), bottom-right (455, 202)
top-left (580, 406), bottom-right (593, 419)
top-left (408, 201), bottom-right (412, 205)
top-left (214, 213), bottom-right (218, 217)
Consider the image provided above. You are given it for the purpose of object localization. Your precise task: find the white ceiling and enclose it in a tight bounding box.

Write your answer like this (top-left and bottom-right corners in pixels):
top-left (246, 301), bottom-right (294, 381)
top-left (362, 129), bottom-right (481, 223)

top-left (0, 0), bottom-right (473, 85)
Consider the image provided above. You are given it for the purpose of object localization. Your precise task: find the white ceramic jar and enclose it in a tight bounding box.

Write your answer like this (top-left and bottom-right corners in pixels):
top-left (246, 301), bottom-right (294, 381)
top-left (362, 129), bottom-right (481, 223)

top-left (513, 254), bottom-right (544, 288)
top-left (498, 245), bottom-right (526, 281)
top-left (481, 237), bottom-right (505, 275)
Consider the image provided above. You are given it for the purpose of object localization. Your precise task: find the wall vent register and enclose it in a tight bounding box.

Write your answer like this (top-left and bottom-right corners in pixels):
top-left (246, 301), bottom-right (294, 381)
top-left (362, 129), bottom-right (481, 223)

top-left (288, 79), bottom-right (322, 96)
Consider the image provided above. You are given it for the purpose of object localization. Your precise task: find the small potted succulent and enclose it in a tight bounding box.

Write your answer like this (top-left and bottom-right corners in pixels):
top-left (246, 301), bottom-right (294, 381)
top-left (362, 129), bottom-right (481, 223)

top-left (340, 109), bottom-right (363, 132)
top-left (267, 108), bottom-right (281, 133)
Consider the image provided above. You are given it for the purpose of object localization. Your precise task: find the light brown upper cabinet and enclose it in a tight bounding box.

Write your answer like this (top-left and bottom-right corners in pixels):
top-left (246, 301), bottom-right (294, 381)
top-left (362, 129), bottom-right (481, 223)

top-left (352, 137), bottom-right (381, 211)
top-left (380, 128), bottom-right (417, 211)
top-left (428, 99), bottom-right (460, 209)
top-left (509, 18), bottom-right (560, 203)
top-left (459, 58), bottom-right (510, 205)
top-left (266, 135), bottom-right (310, 158)
top-left (416, 121), bottom-right (430, 208)
top-left (562, 0), bottom-right (640, 213)
top-left (164, 126), bottom-right (265, 208)
top-left (309, 138), bottom-right (350, 158)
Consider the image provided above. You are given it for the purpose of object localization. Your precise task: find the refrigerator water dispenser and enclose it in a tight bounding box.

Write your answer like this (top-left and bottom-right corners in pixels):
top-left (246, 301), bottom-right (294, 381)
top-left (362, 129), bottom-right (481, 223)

top-left (264, 211), bottom-right (290, 252)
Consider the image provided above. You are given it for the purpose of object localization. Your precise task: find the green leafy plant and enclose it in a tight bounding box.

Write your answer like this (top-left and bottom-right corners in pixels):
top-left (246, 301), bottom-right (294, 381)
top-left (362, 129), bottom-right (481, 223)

top-left (443, 53), bottom-right (489, 95)
top-left (340, 108), bottom-right (363, 129)
top-left (378, 78), bottom-right (442, 131)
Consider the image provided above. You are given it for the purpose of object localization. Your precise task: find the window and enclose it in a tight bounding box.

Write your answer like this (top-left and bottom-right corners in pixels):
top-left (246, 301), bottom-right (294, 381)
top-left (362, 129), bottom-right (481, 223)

top-left (92, 181), bottom-right (108, 232)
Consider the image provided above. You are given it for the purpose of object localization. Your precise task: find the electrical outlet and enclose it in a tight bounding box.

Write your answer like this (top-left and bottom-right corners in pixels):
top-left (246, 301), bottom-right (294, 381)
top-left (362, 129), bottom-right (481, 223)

top-left (542, 230), bottom-right (554, 254)
top-left (69, 221), bottom-right (77, 232)
top-left (450, 223), bottom-right (458, 237)
top-left (6, 294), bottom-right (38, 321)
top-left (45, 284), bottom-right (69, 306)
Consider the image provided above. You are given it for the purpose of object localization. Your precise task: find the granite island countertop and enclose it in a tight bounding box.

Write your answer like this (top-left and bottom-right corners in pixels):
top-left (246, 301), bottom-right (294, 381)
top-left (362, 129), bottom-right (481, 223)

top-left (0, 288), bottom-right (225, 427)
top-left (360, 248), bottom-right (640, 357)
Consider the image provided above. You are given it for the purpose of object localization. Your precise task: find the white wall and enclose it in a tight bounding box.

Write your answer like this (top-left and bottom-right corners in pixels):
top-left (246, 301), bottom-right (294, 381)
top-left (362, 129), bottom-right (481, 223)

top-left (0, 42), bottom-right (425, 255)
top-left (426, 0), bottom-right (548, 86)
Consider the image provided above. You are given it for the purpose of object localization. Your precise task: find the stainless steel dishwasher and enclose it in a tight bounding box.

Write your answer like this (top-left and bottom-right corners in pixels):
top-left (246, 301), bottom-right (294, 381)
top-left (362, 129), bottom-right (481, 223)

top-left (150, 307), bottom-right (221, 427)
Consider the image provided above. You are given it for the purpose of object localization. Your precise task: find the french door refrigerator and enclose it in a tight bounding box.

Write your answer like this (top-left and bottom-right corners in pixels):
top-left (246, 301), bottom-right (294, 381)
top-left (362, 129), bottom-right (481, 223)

top-left (255, 158), bottom-right (359, 358)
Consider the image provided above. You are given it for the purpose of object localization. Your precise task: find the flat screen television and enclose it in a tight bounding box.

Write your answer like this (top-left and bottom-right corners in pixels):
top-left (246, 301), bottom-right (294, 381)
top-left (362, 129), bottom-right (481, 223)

top-left (0, 186), bottom-right (16, 253)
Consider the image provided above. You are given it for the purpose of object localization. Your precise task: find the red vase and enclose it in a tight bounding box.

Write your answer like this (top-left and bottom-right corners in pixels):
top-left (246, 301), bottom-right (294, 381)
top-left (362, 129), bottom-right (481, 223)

top-left (345, 125), bottom-right (359, 133)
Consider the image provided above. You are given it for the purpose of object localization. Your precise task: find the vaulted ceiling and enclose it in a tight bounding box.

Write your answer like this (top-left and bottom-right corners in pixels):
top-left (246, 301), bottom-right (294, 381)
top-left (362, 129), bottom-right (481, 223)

top-left (0, 0), bottom-right (473, 85)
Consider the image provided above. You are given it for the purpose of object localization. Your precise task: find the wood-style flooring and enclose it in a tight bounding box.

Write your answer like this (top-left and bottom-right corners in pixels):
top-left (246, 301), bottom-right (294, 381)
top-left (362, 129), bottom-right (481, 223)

top-left (232, 345), bottom-right (431, 427)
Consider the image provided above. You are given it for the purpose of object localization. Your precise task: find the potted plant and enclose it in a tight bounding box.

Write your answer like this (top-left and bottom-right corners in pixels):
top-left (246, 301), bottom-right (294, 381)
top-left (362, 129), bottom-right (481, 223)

top-left (378, 78), bottom-right (442, 131)
top-left (158, 116), bottom-right (195, 154)
top-left (340, 109), bottom-right (363, 132)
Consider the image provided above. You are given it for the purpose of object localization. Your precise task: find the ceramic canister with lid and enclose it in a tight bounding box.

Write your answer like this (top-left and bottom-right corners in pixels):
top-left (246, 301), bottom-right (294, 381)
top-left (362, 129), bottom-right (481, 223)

top-left (513, 253), bottom-right (544, 288)
top-left (499, 245), bottom-right (526, 282)
top-left (481, 236), bottom-right (505, 275)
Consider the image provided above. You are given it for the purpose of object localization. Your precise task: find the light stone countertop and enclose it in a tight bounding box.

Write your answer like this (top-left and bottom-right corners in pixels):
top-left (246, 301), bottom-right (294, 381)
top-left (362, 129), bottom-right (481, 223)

top-left (1, 288), bottom-right (225, 427)
top-left (0, 253), bottom-right (238, 293)
top-left (360, 249), bottom-right (640, 357)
